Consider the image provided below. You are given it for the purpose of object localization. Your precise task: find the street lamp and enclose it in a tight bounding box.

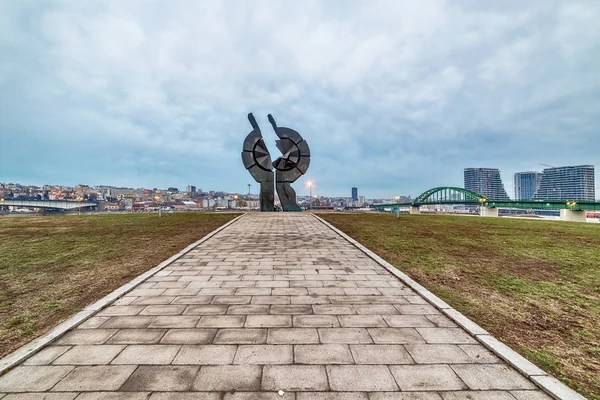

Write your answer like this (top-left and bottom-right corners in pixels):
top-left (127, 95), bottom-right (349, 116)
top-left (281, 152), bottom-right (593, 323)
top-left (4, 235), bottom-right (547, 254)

top-left (478, 197), bottom-right (487, 215)
top-left (566, 200), bottom-right (577, 222)
top-left (306, 181), bottom-right (313, 210)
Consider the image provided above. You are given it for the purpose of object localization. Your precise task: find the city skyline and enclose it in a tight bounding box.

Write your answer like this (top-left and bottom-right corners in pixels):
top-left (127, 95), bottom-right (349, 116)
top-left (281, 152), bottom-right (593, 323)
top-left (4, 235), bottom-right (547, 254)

top-left (0, 164), bottom-right (600, 200)
top-left (1, 1), bottom-right (599, 198)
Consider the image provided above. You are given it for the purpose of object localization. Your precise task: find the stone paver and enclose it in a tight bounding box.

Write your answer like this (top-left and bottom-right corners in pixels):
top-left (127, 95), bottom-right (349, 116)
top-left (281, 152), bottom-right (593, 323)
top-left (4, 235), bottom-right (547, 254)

top-left (122, 366), bottom-right (198, 391)
top-left (53, 345), bottom-right (124, 365)
top-left (390, 365), bottom-right (467, 391)
top-left (295, 344), bottom-right (354, 364)
top-left (194, 365), bottom-right (262, 391)
top-left (263, 365), bottom-right (328, 391)
top-left (234, 345), bottom-right (293, 364)
top-left (53, 366), bottom-right (137, 391)
top-left (0, 214), bottom-right (552, 398)
top-left (327, 365), bottom-right (398, 391)
top-left (173, 345), bottom-right (237, 365)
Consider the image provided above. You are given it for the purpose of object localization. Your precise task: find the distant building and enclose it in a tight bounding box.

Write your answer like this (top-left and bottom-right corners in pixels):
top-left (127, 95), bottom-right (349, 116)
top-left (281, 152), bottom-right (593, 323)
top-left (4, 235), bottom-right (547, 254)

top-left (101, 201), bottom-right (123, 211)
top-left (181, 201), bottom-right (199, 209)
top-left (202, 199), bottom-right (216, 208)
top-left (247, 200), bottom-right (260, 210)
top-left (514, 172), bottom-right (543, 200)
top-left (533, 165), bottom-right (595, 201)
top-left (351, 187), bottom-right (358, 202)
top-left (186, 185), bottom-right (196, 194)
top-left (464, 168), bottom-right (510, 200)
top-left (216, 199), bottom-right (228, 208)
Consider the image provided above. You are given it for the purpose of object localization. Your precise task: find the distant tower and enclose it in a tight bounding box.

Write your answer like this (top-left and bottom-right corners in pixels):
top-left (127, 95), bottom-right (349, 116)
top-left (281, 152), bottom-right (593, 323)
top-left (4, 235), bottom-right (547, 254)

top-left (464, 168), bottom-right (510, 200)
top-left (351, 187), bottom-right (358, 202)
top-left (533, 165), bottom-right (595, 201)
top-left (514, 172), bottom-right (542, 200)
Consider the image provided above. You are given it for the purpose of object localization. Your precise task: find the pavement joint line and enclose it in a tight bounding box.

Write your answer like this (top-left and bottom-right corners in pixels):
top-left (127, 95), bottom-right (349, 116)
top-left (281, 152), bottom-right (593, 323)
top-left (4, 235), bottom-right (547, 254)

top-left (0, 213), bottom-right (246, 376)
top-left (311, 213), bottom-right (587, 400)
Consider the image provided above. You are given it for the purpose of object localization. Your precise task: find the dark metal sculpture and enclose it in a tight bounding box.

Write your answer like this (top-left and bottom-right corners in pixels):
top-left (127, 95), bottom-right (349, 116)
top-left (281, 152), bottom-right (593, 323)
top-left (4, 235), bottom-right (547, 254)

top-left (241, 113), bottom-right (310, 211)
top-left (241, 114), bottom-right (275, 212)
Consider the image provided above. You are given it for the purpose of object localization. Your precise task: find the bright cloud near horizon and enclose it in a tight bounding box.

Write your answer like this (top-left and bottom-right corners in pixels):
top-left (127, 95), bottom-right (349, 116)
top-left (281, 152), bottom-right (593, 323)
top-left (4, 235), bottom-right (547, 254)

top-left (1, 0), bottom-right (599, 198)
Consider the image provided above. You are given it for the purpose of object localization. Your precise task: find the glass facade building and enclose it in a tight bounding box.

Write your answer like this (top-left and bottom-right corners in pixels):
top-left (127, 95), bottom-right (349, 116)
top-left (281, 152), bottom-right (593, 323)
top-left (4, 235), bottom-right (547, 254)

top-left (464, 168), bottom-right (510, 200)
top-left (533, 165), bottom-right (595, 201)
top-left (351, 187), bottom-right (358, 202)
top-left (514, 172), bottom-right (542, 200)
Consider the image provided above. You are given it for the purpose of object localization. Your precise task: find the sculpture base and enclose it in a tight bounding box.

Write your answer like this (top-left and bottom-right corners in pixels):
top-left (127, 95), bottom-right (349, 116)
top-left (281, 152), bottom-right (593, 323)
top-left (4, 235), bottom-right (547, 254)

top-left (277, 182), bottom-right (302, 212)
top-left (259, 179), bottom-right (274, 212)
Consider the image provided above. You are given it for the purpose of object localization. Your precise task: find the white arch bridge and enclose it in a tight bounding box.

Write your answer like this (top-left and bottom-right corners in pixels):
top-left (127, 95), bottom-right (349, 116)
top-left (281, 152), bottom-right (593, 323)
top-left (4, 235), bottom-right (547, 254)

top-left (0, 199), bottom-right (98, 210)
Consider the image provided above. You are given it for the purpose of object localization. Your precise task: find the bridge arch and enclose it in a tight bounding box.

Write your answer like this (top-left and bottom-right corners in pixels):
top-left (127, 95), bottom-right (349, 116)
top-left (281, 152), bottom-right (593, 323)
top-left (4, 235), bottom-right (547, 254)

top-left (413, 187), bottom-right (486, 205)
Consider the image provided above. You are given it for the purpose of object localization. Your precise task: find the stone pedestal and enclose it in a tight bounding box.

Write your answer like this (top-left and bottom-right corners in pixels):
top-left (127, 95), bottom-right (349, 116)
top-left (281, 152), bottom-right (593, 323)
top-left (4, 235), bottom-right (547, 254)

top-left (481, 206), bottom-right (498, 217)
top-left (409, 206), bottom-right (421, 215)
top-left (560, 209), bottom-right (586, 222)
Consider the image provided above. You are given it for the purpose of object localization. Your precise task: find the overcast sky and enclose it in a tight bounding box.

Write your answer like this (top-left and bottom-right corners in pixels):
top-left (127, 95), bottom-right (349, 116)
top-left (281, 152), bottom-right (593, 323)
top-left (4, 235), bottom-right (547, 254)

top-left (1, 0), bottom-right (599, 198)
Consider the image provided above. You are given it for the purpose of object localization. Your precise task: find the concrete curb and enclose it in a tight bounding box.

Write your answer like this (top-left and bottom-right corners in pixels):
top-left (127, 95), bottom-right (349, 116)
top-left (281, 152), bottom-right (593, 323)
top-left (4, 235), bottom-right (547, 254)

top-left (0, 213), bottom-right (245, 375)
top-left (312, 213), bottom-right (587, 400)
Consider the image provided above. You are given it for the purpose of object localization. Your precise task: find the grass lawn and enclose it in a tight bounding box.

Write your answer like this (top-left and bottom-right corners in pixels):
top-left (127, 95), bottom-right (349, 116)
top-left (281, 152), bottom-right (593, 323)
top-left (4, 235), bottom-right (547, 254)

top-left (319, 213), bottom-right (600, 399)
top-left (0, 212), bottom-right (238, 358)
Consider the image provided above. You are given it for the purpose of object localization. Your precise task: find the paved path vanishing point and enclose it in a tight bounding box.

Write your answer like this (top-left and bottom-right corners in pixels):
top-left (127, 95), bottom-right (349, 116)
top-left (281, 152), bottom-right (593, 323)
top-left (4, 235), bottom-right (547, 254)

top-left (0, 213), bottom-right (553, 400)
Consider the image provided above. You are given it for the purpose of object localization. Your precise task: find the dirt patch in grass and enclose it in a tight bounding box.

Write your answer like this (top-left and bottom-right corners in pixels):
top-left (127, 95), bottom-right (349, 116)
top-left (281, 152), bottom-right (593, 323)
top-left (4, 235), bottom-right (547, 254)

top-left (0, 212), bottom-right (238, 358)
top-left (319, 213), bottom-right (600, 399)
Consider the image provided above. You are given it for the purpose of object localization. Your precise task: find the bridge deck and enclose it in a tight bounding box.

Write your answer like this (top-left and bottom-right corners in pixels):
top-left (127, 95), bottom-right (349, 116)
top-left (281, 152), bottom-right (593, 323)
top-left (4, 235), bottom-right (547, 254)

top-left (0, 213), bottom-right (552, 398)
top-left (0, 199), bottom-right (97, 210)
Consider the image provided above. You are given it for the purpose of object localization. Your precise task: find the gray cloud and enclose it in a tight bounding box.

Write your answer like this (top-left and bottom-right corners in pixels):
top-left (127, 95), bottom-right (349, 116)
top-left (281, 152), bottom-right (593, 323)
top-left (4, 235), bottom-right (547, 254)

top-left (1, 0), bottom-right (599, 198)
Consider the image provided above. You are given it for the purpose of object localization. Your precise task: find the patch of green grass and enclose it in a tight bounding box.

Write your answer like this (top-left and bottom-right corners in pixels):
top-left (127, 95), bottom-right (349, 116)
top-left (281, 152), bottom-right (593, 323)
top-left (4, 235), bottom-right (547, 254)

top-left (494, 276), bottom-right (532, 294)
top-left (0, 212), bottom-right (238, 357)
top-left (43, 302), bottom-right (60, 311)
top-left (524, 348), bottom-right (563, 376)
top-left (320, 212), bottom-right (600, 398)
top-left (22, 323), bottom-right (38, 337)
top-left (488, 276), bottom-right (562, 299)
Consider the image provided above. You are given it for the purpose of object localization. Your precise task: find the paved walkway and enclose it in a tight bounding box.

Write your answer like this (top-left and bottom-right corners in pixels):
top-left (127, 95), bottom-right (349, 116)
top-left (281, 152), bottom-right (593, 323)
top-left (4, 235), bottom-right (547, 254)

top-left (0, 213), bottom-right (552, 399)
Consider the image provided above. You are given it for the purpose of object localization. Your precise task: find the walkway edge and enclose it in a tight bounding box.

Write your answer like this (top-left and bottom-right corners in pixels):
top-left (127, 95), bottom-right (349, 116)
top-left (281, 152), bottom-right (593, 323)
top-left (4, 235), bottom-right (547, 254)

top-left (312, 213), bottom-right (586, 400)
top-left (0, 213), bottom-right (245, 375)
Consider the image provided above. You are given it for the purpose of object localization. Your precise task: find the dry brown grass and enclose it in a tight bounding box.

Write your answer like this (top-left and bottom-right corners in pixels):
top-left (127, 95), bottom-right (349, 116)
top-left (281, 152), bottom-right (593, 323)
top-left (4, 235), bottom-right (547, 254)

top-left (0, 212), bottom-right (238, 358)
top-left (320, 212), bottom-right (600, 399)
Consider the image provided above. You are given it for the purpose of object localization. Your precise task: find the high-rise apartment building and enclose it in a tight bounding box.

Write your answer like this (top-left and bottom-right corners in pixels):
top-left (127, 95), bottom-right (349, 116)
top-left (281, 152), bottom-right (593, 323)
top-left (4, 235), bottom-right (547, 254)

top-left (514, 172), bottom-right (542, 200)
top-left (186, 185), bottom-right (196, 194)
top-left (464, 168), bottom-right (510, 200)
top-left (533, 165), bottom-right (595, 201)
top-left (351, 187), bottom-right (358, 202)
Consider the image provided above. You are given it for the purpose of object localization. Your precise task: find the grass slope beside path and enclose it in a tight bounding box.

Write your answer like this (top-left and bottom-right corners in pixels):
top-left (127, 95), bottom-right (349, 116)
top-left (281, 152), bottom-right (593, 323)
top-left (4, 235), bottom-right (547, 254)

top-left (0, 212), bottom-right (239, 358)
top-left (319, 213), bottom-right (600, 399)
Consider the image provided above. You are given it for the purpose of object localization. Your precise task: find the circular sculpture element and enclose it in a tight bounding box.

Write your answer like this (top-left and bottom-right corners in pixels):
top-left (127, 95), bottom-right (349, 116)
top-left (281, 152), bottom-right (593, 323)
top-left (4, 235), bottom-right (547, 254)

top-left (273, 139), bottom-right (300, 171)
top-left (253, 139), bottom-right (273, 171)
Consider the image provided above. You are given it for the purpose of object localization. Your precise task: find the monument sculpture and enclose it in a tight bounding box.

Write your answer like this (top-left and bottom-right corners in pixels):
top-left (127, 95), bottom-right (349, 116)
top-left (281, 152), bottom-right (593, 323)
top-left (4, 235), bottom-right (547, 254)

top-left (241, 113), bottom-right (310, 211)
